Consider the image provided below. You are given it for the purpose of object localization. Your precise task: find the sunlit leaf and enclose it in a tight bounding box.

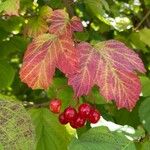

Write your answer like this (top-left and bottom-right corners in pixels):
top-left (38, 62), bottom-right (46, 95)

top-left (19, 33), bottom-right (78, 89)
top-left (29, 108), bottom-right (72, 150)
top-left (139, 28), bottom-right (150, 47)
top-left (68, 127), bottom-right (136, 150)
top-left (0, 0), bottom-right (20, 16)
top-left (140, 76), bottom-right (150, 97)
top-left (0, 97), bottom-right (35, 149)
top-left (23, 6), bottom-right (52, 37)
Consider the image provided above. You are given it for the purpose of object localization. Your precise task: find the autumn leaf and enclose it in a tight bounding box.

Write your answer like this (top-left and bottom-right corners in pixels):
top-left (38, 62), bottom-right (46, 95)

top-left (48, 9), bottom-right (83, 36)
top-left (24, 6), bottom-right (52, 37)
top-left (19, 33), bottom-right (78, 89)
top-left (20, 9), bottom-right (82, 89)
top-left (68, 40), bottom-right (146, 110)
top-left (0, 0), bottom-right (20, 16)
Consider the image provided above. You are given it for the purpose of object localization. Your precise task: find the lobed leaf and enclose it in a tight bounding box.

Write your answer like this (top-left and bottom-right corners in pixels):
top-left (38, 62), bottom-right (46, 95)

top-left (48, 9), bottom-right (83, 36)
top-left (68, 40), bottom-right (146, 110)
top-left (19, 33), bottom-right (78, 89)
top-left (20, 10), bottom-right (82, 89)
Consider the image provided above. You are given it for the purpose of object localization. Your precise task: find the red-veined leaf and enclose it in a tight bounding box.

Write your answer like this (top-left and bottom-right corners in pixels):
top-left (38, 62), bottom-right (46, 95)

top-left (68, 40), bottom-right (146, 110)
top-left (19, 33), bottom-right (78, 89)
top-left (71, 16), bottom-right (83, 32)
top-left (48, 9), bottom-right (83, 36)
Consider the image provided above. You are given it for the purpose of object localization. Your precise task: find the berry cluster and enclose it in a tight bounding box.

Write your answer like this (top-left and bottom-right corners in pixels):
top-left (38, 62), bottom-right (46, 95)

top-left (49, 99), bottom-right (101, 129)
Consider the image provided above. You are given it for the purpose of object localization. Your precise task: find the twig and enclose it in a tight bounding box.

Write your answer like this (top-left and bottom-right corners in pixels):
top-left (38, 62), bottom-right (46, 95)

top-left (62, 0), bottom-right (74, 17)
top-left (23, 101), bottom-right (49, 109)
top-left (134, 10), bottom-right (150, 31)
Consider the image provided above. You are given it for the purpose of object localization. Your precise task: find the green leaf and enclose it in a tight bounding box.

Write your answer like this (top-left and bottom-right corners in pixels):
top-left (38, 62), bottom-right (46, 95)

top-left (74, 31), bottom-right (89, 41)
top-left (0, 143), bottom-right (4, 150)
top-left (113, 101), bottom-right (141, 128)
top-left (0, 98), bottom-right (35, 150)
top-left (47, 77), bottom-right (76, 110)
top-left (84, 0), bottom-right (110, 25)
top-left (139, 97), bottom-right (150, 133)
top-left (140, 76), bottom-right (150, 97)
top-left (129, 32), bottom-right (148, 53)
top-left (141, 140), bottom-right (150, 150)
top-left (23, 6), bottom-right (52, 37)
top-left (0, 36), bottom-right (29, 58)
top-left (68, 127), bottom-right (136, 150)
top-left (84, 0), bottom-right (132, 31)
top-left (86, 87), bottom-right (107, 104)
top-left (139, 28), bottom-right (150, 47)
top-left (144, 0), bottom-right (150, 6)
top-left (0, 0), bottom-right (19, 16)
top-left (46, 0), bottom-right (64, 9)
top-left (0, 60), bottom-right (15, 88)
top-left (29, 108), bottom-right (72, 150)
top-left (0, 17), bottom-right (24, 33)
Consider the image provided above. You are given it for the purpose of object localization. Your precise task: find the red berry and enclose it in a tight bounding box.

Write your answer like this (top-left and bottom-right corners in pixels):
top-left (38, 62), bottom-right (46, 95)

top-left (70, 120), bottom-right (78, 129)
top-left (78, 103), bottom-right (91, 118)
top-left (88, 109), bottom-right (100, 124)
top-left (59, 112), bottom-right (68, 124)
top-left (64, 106), bottom-right (77, 121)
top-left (75, 114), bottom-right (86, 128)
top-left (70, 114), bottom-right (86, 129)
top-left (49, 99), bottom-right (62, 113)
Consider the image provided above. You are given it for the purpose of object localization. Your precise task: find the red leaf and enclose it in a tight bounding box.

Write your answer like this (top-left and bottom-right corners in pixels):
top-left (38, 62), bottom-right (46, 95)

top-left (19, 33), bottom-right (78, 89)
top-left (68, 40), bottom-right (146, 110)
top-left (48, 9), bottom-right (83, 36)
top-left (71, 16), bottom-right (83, 32)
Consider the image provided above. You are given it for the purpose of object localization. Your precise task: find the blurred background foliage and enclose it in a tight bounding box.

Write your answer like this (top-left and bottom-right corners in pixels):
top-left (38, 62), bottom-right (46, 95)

top-left (0, 0), bottom-right (150, 149)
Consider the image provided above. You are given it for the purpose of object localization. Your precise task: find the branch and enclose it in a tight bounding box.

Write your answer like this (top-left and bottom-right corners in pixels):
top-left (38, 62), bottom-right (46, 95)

top-left (23, 101), bottom-right (49, 109)
top-left (134, 10), bottom-right (150, 31)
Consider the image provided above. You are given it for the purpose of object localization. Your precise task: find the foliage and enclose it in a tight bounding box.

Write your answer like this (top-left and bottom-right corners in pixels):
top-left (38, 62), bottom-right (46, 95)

top-left (0, 0), bottom-right (150, 149)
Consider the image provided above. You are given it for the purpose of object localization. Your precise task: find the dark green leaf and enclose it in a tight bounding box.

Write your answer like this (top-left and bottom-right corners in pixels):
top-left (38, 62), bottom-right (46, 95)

top-left (139, 97), bottom-right (150, 133)
top-left (0, 60), bottom-right (15, 88)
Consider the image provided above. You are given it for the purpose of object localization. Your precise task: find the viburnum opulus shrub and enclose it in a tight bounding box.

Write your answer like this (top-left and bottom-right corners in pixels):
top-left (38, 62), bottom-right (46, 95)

top-left (18, 7), bottom-right (146, 130)
top-left (20, 8), bottom-right (145, 112)
top-left (0, 0), bottom-right (149, 149)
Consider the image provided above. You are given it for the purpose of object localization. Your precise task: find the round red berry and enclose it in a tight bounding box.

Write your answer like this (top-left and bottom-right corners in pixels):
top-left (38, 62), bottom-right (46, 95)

top-left (49, 99), bottom-right (62, 114)
top-left (88, 109), bottom-right (100, 124)
top-left (64, 106), bottom-right (77, 121)
top-left (59, 112), bottom-right (68, 124)
top-left (78, 103), bottom-right (91, 118)
top-left (75, 114), bottom-right (86, 128)
top-left (70, 120), bottom-right (78, 129)
top-left (70, 114), bottom-right (86, 129)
